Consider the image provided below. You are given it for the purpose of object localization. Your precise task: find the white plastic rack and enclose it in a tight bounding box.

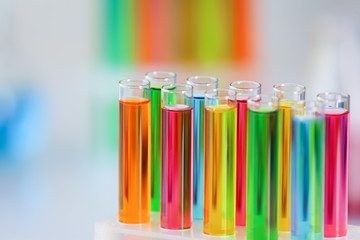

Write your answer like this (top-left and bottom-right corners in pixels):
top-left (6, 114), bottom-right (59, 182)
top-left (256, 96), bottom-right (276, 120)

top-left (95, 213), bottom-right (359, 240)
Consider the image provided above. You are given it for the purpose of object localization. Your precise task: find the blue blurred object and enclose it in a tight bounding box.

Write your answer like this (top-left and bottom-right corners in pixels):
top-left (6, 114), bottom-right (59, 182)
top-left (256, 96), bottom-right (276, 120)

top-left (0, 86), bottom-right (47, 163)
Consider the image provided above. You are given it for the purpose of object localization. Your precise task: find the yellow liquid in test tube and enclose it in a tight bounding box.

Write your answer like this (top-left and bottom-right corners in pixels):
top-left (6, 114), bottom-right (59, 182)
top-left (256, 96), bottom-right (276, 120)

top-left (204, 104), bottom-right (237, 236)
top-left (279, 102), bottom-right (292, 232)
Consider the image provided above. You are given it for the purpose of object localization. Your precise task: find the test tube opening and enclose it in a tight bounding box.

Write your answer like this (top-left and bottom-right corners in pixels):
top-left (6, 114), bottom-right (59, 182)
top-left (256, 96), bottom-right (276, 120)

top-left (230, 81), bottom-right (261, 100)
top-left (247, 94), bottom-right (280, 111)
top-left (317, 92), bottom-right (350, 111)
top-left (273, 83), bottom-right (306, 102)
top-left (145, 71), bottom-right (176, 89)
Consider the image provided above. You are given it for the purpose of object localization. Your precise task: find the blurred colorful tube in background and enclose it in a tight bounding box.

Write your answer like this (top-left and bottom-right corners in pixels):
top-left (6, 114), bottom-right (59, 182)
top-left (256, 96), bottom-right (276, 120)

top-left (0, 85), bottom-right (47, 163)
top-left (102, 0), bottom-right (255, 64)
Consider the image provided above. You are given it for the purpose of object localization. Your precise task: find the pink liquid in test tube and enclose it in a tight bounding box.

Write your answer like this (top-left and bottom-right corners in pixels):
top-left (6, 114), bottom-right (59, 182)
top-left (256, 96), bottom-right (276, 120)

top-left (318, 93), bottom-right (350, 238)
top-left (230, 81), bottom-right (261, 226)
top-left (236, 99), bottom-right (247, 225)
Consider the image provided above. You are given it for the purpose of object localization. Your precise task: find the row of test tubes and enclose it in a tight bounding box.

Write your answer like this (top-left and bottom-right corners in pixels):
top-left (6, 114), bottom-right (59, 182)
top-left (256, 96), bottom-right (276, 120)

top-left (118, 72), bottom-right (349, 239)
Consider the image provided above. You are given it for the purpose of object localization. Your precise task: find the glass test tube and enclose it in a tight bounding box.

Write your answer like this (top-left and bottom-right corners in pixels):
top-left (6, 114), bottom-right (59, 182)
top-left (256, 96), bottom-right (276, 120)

top-left (161, 84), bottom-right (193, 229)
top-left (273, 83), bottom-right (305, 232)
top-left (291, 101), bottom-right (325, 240)
top-left (317, 92), bottom-right (350, 238)
top-left (119, 79), bottom-right (151, 224)
top-left (145, 71), bottom-right (176, 212)
top-left (186, 76), bottom-right (218, 220)
top-left (204, 89), bottom-right (237, 236)
top-left (247, 95), bottom-right (279, 240)
top-left (229, 81), bottom-right (261, 226)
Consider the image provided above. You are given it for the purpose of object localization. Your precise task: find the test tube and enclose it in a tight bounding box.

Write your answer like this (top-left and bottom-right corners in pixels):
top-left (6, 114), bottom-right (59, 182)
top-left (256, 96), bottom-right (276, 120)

top-left (161, 84), bottom-right (193, 229)
top-left (247, 95), bottom-right (279, 240)
top-left (229, 81), bottom-right (261, 226)
top-left (291, 101), bottom-right (325, 240)
top-left (118, 79), bottom-right (151, 224)
top-left (204, 89), bottom-right (237, 236)
top-left (273, 83), bottom-right (305, 232)
top-left (317, 92), bottom-right (350, 238)
top-left (145, 71), bottom-right (176, 212)
top-left (186, 76), bottom-right (218, 220)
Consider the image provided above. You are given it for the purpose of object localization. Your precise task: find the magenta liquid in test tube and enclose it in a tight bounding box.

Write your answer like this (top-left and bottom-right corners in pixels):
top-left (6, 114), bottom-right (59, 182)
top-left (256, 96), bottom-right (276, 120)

top-left (161, 84), bottom-right (193, 229)
top-left (317, 92), bottom-right (350, 238)
top-left (229, 81), bottom-right (261, 226)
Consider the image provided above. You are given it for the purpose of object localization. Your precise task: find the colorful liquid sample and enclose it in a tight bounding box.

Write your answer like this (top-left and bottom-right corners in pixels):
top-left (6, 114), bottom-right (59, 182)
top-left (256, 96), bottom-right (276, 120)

top-left (119, 98), bottom-right (151, 224)
top-left (204, 104), bottom-right (237, 236)
top-left (236, 99), bottom-right (248, 226)
top-left (291, 116), bottom-right (324, 240)
top-left (193, 96), bottom-right (205, 219)
top-left (279, 103), bottom-right (292, 232)
top-left (161, 105), bottom-right (193, 229)
top-left (324, 109), bottom-right (349, 238)
top-left (247, 108), bottom-right (278, 240)
top-left (150, 87), bottom-right (161, 212)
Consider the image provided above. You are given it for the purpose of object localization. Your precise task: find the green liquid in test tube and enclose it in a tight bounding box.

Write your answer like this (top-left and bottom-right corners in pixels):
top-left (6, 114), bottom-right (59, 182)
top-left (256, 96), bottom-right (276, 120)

top-left (145, 71), bottom-right (176, 212)
top-left (247, 95), bottom-right (279, 240)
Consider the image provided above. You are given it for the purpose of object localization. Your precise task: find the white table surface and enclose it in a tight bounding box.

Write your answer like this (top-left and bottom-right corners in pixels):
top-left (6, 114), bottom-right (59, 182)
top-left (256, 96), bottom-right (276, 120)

top-left (95, 213), bottom-right (360, 240)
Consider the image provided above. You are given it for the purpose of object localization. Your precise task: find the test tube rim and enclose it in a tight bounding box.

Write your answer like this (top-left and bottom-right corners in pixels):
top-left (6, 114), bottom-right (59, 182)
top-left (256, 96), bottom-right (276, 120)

top-left (317, 92), bottom-right (350, 111)
top-left (230, 80), bottom-right (261, 91)
top-left (161, 83), bottom-right (193, 95)
top-left (247, 94), bottom-right (280, 111)
top-left (273, 83), bottom-right (306, 95)
top-left (145, 71), bottom-right (176, 80)
top-left (118, 79), bottom-right (150, 89)
top-left (205, 88), bottom-right (236, 101)
top-left (230, 81), bottom-right (261, 101)
top-left (186, 76), bottom-right (219, 87)
top-left (316, 92), bottom-right (350, 102)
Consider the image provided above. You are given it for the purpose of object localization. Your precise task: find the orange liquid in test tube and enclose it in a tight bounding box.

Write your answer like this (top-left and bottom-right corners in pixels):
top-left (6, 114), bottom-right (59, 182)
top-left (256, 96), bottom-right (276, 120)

top-left (119, 98), bottom-right (151, 224)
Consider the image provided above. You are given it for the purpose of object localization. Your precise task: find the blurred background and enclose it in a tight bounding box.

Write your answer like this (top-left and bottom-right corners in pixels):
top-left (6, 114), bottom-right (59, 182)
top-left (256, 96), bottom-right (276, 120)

top-left (1, 0), bottom-right (360, 239)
